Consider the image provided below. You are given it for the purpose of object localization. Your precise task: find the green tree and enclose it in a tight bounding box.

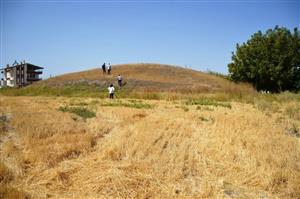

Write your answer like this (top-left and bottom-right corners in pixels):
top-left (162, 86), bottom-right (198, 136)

top-left (228, 26), bottom-right (300, 92)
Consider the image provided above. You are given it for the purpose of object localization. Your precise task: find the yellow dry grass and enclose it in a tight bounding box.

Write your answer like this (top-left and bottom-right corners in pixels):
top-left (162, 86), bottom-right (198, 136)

top-left (0, 96), bottom-right (299, 198)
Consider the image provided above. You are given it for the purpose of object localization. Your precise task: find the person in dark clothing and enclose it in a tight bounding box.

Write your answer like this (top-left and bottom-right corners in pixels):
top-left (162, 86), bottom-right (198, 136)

top-left (117, 74), bottom-right (123, 87)
top-left (102, 63), bottom-right (106, 74)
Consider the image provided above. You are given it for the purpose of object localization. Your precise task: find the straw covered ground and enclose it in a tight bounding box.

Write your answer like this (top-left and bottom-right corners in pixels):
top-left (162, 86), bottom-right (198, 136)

top-left (0, 95), bottom-right (299, 198)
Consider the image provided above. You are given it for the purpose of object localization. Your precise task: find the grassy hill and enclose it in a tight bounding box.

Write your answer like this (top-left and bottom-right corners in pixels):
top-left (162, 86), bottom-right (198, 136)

top-left (39, 63), bottom-right (253, 94)
top-left (0, 63), bottom-right (254, 99)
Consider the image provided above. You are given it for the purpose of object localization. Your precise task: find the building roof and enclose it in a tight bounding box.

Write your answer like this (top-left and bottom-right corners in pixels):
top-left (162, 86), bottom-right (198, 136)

top-left (0, 63), bottom-right (44, 70)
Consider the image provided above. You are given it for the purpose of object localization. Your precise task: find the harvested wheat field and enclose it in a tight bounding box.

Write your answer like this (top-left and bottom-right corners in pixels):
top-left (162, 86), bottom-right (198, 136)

top-left (0, 95), bottom-right (299, 198)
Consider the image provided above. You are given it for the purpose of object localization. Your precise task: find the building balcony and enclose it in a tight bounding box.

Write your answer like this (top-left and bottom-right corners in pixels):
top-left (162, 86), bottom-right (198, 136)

top-left (27, 70), bottom-right (43, 74)
top-left (27, 77), bottom-right (42, 81)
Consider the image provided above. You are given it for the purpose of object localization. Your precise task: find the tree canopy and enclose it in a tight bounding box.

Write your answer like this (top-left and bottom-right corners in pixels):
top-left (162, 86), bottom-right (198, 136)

top-left (228, 26), bottom-right (300, 92)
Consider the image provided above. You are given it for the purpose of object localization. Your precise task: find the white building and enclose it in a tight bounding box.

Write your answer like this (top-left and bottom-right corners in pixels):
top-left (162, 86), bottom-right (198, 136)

top-left (0, 61), bottom-right (43, 87)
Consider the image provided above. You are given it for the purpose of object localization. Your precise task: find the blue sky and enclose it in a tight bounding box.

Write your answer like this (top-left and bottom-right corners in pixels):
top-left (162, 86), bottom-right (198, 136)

top-left (0, 0), bottom-right (299, 78)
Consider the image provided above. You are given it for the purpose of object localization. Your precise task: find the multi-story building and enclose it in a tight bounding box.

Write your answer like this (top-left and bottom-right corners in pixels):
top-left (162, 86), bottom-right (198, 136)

top-left (0, 61), bottom-right (44, 87)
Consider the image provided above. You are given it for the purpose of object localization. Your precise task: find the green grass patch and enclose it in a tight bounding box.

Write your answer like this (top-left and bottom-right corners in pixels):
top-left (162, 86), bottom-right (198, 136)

top-left (58, 106), bottom-right (96, 120)
top-left (0, 83), bottom-right (106, 98)
top-left (1, 82), bottom-right (299, 105)
top-left (0, 83), bottom-right (161, 100)
top-left (101, 100), bottom-right (153, 109)
top-left (185, 99), bottom-right (231, 109)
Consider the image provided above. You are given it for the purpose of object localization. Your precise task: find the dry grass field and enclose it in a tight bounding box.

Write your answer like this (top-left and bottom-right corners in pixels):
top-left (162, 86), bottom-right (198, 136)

top-left (0, 64), bottom-right (299, 198)
top-left (0, 94), bottom-right (299, 198)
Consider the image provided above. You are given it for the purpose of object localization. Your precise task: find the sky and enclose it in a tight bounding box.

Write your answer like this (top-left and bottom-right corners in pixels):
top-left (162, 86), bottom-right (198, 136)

top-left (0, 0), bottom-right (299, 78)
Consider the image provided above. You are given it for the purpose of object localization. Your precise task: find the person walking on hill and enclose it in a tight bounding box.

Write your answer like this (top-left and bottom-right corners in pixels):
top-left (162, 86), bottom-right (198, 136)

top-left (108, 84), bottom-right (115, 99)
top-left (117, 74), bottom-right (123, 87)
top-left (102, 63), bottom-right (106, 74)
top-left (107, 63), bottom-right (112, 75)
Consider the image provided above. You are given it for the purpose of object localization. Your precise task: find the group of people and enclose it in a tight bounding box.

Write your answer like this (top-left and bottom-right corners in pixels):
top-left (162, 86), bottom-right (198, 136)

top-left (108, 74), bottom-right (123, 99)
top-left (101, 63), bottom-right (112, 75)
top-left (101, 63), bottom-right (123, 99)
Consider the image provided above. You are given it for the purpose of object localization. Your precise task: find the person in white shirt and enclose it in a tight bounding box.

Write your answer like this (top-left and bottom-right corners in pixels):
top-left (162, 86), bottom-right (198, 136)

top-left (108, 84), bottom-right (115, 99)
top-left (107, 63), bottom-right (112, 75)
top-left (117, 74), bottom-right (123, 87)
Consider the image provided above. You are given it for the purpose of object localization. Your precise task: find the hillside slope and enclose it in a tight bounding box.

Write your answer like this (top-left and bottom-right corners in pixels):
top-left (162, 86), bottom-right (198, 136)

top-left (41, 63), bottom-right (252, 93)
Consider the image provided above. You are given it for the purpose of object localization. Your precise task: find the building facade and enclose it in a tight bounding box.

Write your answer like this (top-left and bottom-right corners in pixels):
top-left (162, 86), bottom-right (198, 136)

top-left (0, 62), bottom-right (43, 87)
